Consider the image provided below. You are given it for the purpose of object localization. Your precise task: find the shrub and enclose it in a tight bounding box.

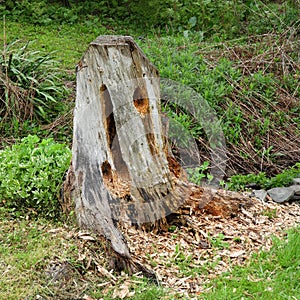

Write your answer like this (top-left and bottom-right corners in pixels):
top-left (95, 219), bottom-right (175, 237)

top-left (0, 135), bottom-right (71, 218)
top-left (2, 1), bottom-right (299, 39)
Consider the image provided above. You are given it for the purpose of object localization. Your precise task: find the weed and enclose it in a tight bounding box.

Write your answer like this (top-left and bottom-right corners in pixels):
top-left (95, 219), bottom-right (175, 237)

top-left (168, 225), bottom-right (177, 232)
top-left (261, 208), bottom-right (278, 220)
top-left (187, 161), bottom-right (214, 186)
top-left (208, 233), bottom-right (230, 250)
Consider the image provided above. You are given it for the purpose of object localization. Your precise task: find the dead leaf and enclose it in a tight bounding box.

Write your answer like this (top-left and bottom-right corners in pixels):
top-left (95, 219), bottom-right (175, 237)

top-left (82, 295), bottom-right (94, 300)
top-left (230, 250), bottom-right (245, 257)
top-left (112, 282), bottom-right (133, 299)
top-left (77, 231), bottom-right (96, 241)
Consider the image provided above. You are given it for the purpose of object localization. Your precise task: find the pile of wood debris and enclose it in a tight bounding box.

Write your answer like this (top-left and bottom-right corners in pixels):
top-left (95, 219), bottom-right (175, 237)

top-left (42, 189), bottom-right (299, 299)
top-left (121, 189), bottom-right (300, 296)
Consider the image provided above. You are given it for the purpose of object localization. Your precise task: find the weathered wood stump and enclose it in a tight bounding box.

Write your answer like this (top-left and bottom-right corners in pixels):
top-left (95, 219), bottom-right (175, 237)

top-left (62, 35), bottom-right (253, 276)
top-left (62, 36), bottom-right (191, 274)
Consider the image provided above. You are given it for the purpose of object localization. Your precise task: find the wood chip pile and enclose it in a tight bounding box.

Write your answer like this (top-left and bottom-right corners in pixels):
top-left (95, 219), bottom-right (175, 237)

top-left (41, 194), bottom-right (299, 299)
top-left (122, 195), bottom-right (300, 296)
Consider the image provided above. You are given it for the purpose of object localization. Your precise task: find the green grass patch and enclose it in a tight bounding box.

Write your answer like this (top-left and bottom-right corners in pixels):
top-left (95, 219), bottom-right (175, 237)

top-left (201, 227), bottom-right (300, 300)
top-left (2, 20), bottom-right (142, 71)
top-left (0, 212), bottom-right (73, 299)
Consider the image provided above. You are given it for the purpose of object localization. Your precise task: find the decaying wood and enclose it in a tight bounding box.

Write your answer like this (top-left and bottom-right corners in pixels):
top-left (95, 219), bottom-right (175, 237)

top-left (62, 35), bottom-right (254, 277)
top-left (185, 184), bottom-right (253, 217)
top-left (62, 35), bottom-right (190, 275)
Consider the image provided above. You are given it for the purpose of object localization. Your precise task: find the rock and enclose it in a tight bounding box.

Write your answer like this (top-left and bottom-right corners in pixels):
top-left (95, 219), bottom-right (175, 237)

top-left (290, 185), bottom-right (300, 196)
top-left (267, 187), bottom-right (294, 203)
top-left (253, 189), bottom-right (268, 201)
top-left (292, 178), bottom-right (300, 185)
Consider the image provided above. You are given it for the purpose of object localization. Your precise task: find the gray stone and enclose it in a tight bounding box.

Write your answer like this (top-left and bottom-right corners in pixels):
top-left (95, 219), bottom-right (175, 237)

top-left (253, 189), bottom-right (268, 201)
top-left (292, 178), bottom-right (300, 185)
top-left (267, 187), bottom-right (294, 203)
top-left (290, 185), bottom-right (300, 196)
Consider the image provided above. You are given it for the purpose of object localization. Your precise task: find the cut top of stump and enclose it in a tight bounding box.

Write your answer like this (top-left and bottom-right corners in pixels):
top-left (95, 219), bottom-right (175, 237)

top-left (78, 35), bottom-right (159, 79)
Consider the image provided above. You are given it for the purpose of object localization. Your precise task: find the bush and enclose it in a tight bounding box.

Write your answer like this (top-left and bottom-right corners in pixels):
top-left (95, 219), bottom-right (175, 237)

top-left (2, 1), bottom-right (299, 39)
top-left (0, 135), bottom-right (71, 218)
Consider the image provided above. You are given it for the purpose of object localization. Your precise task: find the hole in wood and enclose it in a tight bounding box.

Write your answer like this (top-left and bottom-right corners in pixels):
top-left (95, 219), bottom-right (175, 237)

top-left (133, 87), bottom-right (149, 115)
top-left (101, 160), bottom-right (113, 183)
top-left (133, 86), bottom-right (159, 156)
top-left (100, 84), bottom-right (116, 150)
top-left (167, 155), bottom-right (182, 178)
top-left (100, 84), bottom-right (131, 184)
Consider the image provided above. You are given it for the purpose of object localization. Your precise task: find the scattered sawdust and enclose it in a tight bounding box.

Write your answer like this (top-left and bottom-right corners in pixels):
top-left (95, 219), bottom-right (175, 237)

top-left (121, 195), bottom-right (300, 296)
top-left (43, 195), bottom-right (300, 298)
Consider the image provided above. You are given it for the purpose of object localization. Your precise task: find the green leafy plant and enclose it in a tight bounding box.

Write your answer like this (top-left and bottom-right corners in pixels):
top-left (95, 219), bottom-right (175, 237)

top-left (208, 233), bottom-right (230, 250)
top-left (0, 135), bottom-right (71, 217)
top-left (187, 161), bottom-right (213, 185)
top-left (261, 208), bottom-right (278, 220)
top-left (227, 162), bottom-right (300, 191)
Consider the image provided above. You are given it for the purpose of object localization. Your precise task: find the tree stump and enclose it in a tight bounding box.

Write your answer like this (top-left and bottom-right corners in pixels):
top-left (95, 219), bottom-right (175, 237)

top-left (62, 36), bottom-right (190, 274)
top-left (62, 35), bottom-right (253, 276)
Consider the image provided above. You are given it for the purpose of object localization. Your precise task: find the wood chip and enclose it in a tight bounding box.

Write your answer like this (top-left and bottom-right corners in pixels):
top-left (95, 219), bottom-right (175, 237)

top-left (120, 198), bottom-right (300, 294)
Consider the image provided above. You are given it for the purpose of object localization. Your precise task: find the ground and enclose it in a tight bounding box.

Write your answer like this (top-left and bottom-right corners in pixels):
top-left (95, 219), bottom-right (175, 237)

top-left (1, 192), bottom-right (299, 299)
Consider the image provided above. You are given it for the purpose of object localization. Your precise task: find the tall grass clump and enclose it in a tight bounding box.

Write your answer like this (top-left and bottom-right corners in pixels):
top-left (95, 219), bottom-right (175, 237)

top-left (0, 37), bottom-right (68, 127)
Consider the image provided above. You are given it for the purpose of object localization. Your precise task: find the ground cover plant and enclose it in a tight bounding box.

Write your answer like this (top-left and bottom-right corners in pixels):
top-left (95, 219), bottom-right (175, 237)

top-left (0, 135), bottom-right (71, 218)
top-left (0, 0), bottom-right (299, 299)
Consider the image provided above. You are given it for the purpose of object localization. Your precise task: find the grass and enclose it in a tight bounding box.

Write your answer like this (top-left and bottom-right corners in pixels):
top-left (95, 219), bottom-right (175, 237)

top-left (3, 20), bottom-right (143, 71)
top-left (4, 21), bottom-right (103, 71)
top-left (0, 210), bottom-right (68, 299)
top-left (202, 227), bottom-right (300, 300)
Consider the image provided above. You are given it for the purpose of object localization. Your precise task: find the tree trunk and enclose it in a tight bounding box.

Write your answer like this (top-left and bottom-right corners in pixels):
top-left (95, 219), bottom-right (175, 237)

top-left (62, 36), bottom-right (189, 275)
